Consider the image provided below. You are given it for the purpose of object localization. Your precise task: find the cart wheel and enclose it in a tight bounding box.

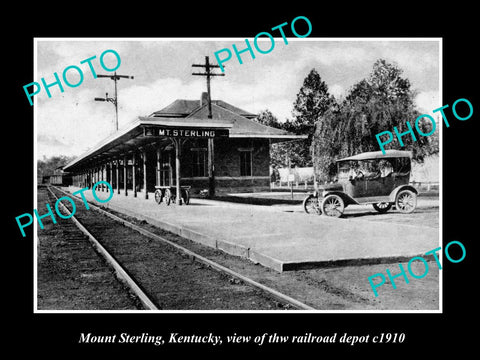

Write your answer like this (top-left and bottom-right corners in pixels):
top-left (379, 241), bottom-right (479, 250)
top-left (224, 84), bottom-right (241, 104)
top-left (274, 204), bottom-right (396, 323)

top-left (321, 194), bottom-right (344, 217)
top-left (165, 189), bottom-right (172, 206)
top-left (182, 189), bottom-right (190, 205)
top-left (373, 202), bottom-right (392, 213)
top-left (154, 190), bottom-right (163, 204)
top-left (395, 189), bottom-right (417, 213)
top-left (303, 195), bottom-right (321, 215)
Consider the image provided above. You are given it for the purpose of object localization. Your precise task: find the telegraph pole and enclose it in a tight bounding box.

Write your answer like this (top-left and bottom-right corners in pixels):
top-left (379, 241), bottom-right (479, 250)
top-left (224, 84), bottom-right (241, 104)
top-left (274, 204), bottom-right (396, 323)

top-left (192, 56), bottom-right (224, 119)
top-left (192, 56), bottom-right (225, 198)
top-left (95, 71), bottom-right (134, 132)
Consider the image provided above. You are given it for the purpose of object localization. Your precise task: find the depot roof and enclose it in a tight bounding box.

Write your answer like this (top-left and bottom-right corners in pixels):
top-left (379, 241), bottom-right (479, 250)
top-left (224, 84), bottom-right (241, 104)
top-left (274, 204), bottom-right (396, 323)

top-left (150, 98), bottom-right (258, 119)
top-left (63, 95), bottom-right (305, 171)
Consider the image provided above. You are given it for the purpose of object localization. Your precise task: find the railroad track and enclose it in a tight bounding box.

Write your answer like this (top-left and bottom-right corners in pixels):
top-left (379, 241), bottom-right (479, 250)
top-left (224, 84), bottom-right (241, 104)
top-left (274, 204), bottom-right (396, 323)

top-left (45, 186), bottom-right (315, 310)
top-left (37, 187), bottom-right (141, 310)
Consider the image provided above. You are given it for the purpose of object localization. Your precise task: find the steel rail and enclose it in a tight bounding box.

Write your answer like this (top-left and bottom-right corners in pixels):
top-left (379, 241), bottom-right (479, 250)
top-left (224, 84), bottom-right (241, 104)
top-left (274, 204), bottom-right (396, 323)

top-left (46, 186), bottom-right (159, 310)
top-left (51, 186), bottom-right (316, 311)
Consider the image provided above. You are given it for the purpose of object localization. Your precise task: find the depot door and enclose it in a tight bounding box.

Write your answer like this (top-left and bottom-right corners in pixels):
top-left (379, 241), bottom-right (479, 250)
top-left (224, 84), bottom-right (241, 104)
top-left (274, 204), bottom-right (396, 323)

top-left (158, 150), bottom-right (174, 186)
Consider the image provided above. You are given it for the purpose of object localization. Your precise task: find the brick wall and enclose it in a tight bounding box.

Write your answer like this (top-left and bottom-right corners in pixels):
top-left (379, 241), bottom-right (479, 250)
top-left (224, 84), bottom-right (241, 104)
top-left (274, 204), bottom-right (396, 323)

top-left (182, 138), bottom-right (271, 194)
top-left (214, 138), bottom-right (270, 177)
top-left (185, 177), bottom-right (270, 195)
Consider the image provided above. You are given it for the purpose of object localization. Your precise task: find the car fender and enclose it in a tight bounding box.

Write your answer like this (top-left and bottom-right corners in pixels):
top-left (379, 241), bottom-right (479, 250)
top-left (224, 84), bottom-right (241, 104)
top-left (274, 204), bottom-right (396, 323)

top-left (389, 185), bottom-right (418, 202)
top-left (323, 190), bottom-right (358, 206)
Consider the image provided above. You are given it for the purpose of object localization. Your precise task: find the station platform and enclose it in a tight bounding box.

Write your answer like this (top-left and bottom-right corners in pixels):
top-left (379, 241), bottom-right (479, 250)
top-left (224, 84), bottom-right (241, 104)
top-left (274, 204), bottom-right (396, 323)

top-left (64, 186), bottom-right (440, 272)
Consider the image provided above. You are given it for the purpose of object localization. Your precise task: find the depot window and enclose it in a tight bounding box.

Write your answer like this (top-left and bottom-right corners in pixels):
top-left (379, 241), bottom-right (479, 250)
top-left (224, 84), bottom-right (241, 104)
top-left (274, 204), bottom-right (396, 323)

top-left (191, 148), bottom-right (207, 177)
top-left (239, 149), bottom-right (253, 176)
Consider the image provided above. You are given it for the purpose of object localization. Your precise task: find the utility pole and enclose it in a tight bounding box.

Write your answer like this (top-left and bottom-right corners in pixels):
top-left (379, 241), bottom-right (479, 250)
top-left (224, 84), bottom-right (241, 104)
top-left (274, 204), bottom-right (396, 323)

top-left (192, 56), bottom-right (225, 198)
top-left (192, 56), bottom-right (224, 119)
top-left (95, 71), bottom-right (134, 132)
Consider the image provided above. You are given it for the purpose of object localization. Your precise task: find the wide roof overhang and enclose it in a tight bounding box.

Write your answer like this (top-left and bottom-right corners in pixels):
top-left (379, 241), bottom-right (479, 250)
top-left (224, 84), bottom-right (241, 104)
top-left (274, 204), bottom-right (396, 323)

top-left (63, 117), bottom-right (306, 172)
top-left (63, 117), bottom-right (232, 172)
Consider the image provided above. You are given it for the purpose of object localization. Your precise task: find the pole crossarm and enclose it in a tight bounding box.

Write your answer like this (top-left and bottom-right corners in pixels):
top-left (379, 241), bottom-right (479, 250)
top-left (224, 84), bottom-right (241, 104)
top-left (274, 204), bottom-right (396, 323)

top-left (97, 74), bottom-right (135, 80)
top-left (192, 72), bottom-right (225, 76)
top-left (94, 71), bottom-right (134, 132)
top-left (192, 63), bottom-right (220, 68)
top-left (191, 56), bottom-right (225, 119)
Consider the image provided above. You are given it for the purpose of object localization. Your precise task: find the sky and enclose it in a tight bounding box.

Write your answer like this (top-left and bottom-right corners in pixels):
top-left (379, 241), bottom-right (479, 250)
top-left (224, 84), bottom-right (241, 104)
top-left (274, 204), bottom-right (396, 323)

top-left (35, 38), bottom-right (441, 159)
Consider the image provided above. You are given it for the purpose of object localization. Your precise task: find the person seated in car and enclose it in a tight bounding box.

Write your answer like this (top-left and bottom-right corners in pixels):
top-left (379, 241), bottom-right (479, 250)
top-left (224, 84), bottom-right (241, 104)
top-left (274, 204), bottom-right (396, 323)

top-left (379, 160), bottom-right (394, 177)
top-left (348, 161), bottom-right (364, 180)
top-left (362, 161), bottom-right (381, 180)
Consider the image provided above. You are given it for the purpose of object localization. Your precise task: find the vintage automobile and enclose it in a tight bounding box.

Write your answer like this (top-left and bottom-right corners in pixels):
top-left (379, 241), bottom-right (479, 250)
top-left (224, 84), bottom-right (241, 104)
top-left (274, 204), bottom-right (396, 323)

top-left (303, 150), bottom-right (417, 217)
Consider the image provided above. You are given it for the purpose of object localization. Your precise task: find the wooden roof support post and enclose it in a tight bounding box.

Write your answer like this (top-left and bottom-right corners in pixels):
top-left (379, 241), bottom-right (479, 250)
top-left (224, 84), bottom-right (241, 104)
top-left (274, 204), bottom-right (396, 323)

top-left (156, 147), bottom-right (161, 187)
top-left (100, 164), bottom-right (104, 191)
top-left (132, 152), bottom-right (137, 197)
top-left (109, 161), bottom-right (114, 193)
top-left (98, 165), bottom-right (101, 191)
top-left (173, 138), bottom-right (182, 205)
top-left (116, 158), bottom-right (120, 194)
top-left (208, 138), bottom-right (215, 198)
top-left (142, 149), bottom-right (148, 200)
top-left (123, 154), bottom-right (128, 196)
top-left (104, 164), bottom-right (107, 191)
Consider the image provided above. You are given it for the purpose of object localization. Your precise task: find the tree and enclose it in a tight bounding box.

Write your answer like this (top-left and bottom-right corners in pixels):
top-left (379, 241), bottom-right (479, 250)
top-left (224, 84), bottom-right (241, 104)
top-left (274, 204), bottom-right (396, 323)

top-left (292, 69), bottom-right (335, 133)
top-left (289, 69), bottom-right (336, 167)
top-left (255, 109), bottom-right (282, 128)
top-left (253, 109), bottom-right (293, 168)
top-left (311, 108), bottom-right (342, 182)
top-left (37, 155), bottom-right (75, 178)
top-left (311, 59), bottom-right (439, 181)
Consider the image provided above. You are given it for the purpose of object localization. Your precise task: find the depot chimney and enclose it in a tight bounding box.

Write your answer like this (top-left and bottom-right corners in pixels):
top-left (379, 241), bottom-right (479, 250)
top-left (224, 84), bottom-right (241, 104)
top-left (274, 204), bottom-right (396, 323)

top-left (200, 92), bottom-right (209, 107)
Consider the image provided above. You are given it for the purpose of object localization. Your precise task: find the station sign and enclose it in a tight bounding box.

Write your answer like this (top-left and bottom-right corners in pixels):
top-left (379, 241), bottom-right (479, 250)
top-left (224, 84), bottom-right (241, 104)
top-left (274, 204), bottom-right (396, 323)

top-left (143, 126), bottom-right (229, 138)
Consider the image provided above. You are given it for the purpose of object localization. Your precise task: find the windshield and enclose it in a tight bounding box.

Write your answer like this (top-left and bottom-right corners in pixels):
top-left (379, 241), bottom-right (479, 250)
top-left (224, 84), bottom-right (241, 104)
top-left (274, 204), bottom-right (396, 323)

top-left (337, 157), bottom-right (411, 180)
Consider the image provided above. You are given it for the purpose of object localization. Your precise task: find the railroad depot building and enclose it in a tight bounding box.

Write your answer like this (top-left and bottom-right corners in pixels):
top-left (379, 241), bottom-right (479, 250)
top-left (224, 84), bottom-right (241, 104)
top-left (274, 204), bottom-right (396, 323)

top-left (64, 92), bottom-right (304, 198)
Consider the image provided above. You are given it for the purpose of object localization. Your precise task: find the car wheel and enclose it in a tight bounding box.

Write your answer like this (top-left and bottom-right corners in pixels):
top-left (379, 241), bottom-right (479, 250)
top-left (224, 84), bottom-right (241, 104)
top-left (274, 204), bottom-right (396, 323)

top-left (321, 194), bottom-right (344, 217)
top-left (303, 195), bottom-right (321, 215)
top-left (395, 190), bottom-right (417, 213)
top-left (373, 202), bottom-right (392, 213)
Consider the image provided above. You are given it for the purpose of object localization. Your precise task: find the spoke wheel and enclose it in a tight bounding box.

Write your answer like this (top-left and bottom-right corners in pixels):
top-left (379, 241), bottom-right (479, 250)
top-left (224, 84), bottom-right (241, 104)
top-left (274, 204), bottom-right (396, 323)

top-left (182, 189), bottom-right (190, 205)
top-left (373, 202), bottom-right (392, 213)
top-left (303, 195), bottom-right (321, 215)
top-left (395, 190), bottom-right (417, 213)
top-left (321, 194), bottom-right (344, 218)
top-left (165, 189), bottom-right (172, 206)
top-left (154, 190), bottom-right (163, 204)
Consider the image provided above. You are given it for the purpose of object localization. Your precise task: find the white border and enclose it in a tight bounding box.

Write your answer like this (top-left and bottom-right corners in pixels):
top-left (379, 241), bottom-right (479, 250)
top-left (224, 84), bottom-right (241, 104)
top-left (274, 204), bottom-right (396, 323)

top-left (33, 37), bottom-right (442, 314)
